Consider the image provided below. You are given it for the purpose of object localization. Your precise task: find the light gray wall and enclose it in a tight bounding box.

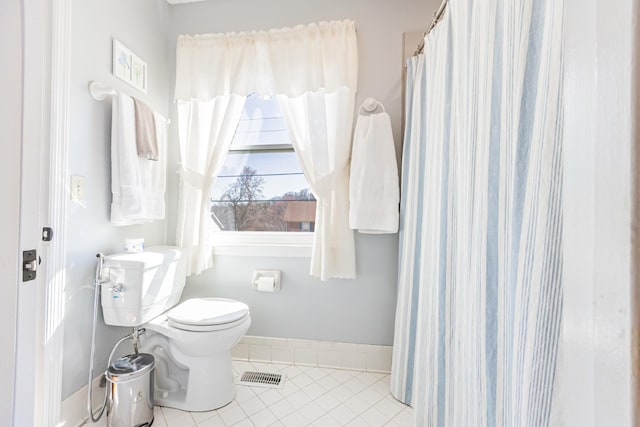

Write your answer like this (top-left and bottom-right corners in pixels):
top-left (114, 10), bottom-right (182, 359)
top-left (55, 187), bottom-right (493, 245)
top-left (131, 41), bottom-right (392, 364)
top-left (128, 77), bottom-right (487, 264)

top-left (168, 0), bottom-right (438, 346)
top-left (63, 0), bottom-right (171, 400)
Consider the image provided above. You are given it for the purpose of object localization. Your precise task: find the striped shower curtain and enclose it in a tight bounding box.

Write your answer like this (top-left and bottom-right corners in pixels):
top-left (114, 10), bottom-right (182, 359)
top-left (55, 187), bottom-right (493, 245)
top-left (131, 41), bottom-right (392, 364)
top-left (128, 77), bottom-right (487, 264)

top-left (391, 0), bottom-right (563, 426)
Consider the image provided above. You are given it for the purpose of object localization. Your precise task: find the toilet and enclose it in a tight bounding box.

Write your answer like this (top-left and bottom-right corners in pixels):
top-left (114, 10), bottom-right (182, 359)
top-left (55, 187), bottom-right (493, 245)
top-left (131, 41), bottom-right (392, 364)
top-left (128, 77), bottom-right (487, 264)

top-left (101, 246), bottom-right (250, 412)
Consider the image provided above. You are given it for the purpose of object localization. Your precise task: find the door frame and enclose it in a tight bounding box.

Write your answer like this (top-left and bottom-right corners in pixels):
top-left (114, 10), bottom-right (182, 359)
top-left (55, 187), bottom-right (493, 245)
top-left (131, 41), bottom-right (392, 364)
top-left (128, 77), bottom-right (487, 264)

top-left (39, 0), bottom-right (72, 425)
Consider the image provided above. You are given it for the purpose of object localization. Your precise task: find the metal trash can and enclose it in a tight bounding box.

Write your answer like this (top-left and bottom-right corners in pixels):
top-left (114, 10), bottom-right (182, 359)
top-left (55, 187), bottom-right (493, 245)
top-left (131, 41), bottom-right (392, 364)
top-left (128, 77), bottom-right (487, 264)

top-left (106, 353), bottom-right (155, 427)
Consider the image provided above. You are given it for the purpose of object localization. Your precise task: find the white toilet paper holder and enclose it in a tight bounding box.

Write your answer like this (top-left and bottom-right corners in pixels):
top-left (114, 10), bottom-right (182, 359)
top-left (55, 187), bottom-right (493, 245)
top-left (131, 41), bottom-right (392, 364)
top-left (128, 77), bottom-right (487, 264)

top-left (252, 270), bottom-right (281, 292)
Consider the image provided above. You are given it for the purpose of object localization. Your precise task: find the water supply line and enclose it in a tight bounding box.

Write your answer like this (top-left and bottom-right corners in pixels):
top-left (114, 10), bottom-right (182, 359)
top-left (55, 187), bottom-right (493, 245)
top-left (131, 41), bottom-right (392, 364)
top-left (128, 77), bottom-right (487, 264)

top-left (86, 253), bottom-right (108, 422)
top-left (87, 253), bottom-right (145, 423)
top-left (131, 326), bottom-right (145, 354)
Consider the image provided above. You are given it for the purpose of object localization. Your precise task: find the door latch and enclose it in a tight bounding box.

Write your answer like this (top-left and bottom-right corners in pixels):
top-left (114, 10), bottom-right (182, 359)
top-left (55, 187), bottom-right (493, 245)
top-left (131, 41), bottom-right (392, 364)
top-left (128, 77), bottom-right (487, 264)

top-left (42, 227), bottom-right (53, 242)
top-left (23, 250), bottom-right (38, 282)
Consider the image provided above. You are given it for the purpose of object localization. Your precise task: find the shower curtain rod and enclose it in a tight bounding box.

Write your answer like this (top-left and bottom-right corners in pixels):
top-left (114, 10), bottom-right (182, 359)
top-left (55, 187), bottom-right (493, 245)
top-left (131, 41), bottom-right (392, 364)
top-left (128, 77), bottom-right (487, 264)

top-left (414, 0), bottom-right (449, 56)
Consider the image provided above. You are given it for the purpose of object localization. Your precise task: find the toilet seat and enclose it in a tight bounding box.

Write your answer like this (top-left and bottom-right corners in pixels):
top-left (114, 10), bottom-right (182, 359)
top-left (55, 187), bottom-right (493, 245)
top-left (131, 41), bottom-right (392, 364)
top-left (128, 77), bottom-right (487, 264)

top-left (167, 298), bottom-right (250, 332)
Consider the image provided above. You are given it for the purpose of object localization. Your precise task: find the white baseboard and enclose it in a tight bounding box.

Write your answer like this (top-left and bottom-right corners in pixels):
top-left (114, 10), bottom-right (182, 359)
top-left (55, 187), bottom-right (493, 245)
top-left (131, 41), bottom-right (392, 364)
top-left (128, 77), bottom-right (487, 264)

top-left (232, 336), bottom-right (393, 373)
top-left (60, 376), bottom-right (104, 427)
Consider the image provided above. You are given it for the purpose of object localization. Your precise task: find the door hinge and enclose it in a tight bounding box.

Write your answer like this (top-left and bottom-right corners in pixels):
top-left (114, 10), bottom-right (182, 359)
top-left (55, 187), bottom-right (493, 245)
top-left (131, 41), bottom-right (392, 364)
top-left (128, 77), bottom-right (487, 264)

top-left (23, 250), bottom-right (38, 282)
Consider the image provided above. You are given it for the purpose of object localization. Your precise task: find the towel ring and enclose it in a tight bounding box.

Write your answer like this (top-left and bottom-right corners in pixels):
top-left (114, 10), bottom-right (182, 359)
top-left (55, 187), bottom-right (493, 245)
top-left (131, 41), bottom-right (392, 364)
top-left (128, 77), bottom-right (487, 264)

top-left (359, 97), bottom-right (386, 114)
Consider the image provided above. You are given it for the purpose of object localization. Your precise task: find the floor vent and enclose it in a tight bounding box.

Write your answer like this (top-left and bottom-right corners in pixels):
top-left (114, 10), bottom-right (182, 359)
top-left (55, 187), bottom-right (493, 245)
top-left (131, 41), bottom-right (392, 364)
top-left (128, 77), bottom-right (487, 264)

top-left (238, 371), bottom-right (285, 389)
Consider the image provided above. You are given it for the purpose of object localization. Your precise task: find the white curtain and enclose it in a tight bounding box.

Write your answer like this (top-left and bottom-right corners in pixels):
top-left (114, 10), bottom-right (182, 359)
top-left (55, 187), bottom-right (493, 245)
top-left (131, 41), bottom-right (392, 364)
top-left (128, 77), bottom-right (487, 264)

top-left (277, 87), bottom-right (357, 280)
top-left (176, 95), bottom-right (246, 275)
top-left (391, 0), bottom-right (564, 425)
top-left (175, 20), bottom-right (358, 99)
top-left (175, 20), bottom-right (358, 280)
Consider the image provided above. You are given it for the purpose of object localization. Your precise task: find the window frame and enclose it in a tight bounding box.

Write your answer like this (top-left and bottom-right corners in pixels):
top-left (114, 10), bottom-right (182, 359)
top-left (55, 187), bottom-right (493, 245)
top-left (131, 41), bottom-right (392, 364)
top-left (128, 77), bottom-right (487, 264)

top-left (211, 231), bottom-right (313, 257)
top-left (210, 97), bottom-right (314, 258)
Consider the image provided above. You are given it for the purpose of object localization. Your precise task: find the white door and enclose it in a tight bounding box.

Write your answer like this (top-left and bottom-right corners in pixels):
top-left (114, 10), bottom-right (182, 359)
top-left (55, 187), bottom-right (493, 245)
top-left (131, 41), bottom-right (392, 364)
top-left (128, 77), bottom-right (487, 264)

top-left (13, 0), bottom-right (50, 421)
top-left (0, 1), bottom-right (24, 425)
top-left (0, 0), bottom-right (50, 425)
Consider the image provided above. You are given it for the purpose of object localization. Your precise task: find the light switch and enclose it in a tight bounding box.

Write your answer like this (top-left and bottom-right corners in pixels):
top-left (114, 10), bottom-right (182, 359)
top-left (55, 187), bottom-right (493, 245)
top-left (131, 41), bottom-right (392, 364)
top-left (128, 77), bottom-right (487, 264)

top-left (70, 175), bottom-right (85, 201)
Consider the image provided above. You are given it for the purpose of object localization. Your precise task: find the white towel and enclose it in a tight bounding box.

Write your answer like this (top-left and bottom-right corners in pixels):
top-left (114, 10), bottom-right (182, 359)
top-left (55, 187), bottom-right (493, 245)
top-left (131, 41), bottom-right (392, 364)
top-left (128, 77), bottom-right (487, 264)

top-left (111, 93), bottom-right (166, 226)
top-left (349, 111), bottom-right (399, 233)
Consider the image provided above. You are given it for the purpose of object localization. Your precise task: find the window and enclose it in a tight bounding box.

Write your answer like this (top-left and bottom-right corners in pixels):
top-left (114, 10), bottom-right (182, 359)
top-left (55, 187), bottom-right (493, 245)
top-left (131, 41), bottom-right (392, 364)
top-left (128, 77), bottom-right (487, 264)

top-left (209, 94), bottom-right (314, 256)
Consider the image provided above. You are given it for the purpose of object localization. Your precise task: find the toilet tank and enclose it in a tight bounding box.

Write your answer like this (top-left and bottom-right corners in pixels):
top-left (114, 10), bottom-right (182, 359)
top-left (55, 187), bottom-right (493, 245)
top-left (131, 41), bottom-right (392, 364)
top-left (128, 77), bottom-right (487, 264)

top-left (101, 246), bottom-right (187, 327)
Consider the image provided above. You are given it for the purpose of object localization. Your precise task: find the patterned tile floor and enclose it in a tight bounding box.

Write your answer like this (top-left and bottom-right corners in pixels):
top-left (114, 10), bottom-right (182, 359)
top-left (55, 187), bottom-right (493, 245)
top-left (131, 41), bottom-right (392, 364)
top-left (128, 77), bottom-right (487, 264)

top-left (146, 360), bottom-right (413, 427)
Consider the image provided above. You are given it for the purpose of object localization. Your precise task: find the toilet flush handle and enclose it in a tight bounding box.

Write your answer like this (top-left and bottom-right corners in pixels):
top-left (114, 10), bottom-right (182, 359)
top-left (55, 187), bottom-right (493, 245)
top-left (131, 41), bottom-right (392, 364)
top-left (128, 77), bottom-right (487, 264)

top-left (108, 283), bottom-right (125, 298)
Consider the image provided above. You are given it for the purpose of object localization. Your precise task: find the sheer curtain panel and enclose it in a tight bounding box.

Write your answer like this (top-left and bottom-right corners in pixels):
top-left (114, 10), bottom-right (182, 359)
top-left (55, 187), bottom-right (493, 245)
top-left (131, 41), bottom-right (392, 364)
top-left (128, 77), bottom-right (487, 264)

top-left (176, 96), bottom-right (246, 275)
top-left (277, 87), bottom-right (357, 280)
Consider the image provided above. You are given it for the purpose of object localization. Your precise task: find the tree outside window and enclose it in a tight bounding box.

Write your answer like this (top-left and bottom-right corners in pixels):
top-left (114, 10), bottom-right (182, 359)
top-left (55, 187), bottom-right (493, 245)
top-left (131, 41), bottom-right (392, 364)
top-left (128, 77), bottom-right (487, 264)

top-left (212, 166), bottom-right (316, 232)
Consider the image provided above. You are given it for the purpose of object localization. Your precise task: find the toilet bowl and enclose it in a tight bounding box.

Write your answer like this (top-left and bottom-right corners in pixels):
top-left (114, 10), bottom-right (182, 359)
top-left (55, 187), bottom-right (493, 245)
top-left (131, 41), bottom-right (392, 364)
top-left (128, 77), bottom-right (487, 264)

top-left (101, 247), bottom-right (251, 412)
top-left (140, 298), bottom-right (251, 411)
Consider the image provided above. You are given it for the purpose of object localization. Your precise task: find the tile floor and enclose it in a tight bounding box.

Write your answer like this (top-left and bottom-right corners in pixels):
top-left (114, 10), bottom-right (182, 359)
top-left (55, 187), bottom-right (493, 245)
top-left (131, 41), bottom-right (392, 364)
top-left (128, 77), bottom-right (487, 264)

top-left (129, 360), bottom-right (413, 427)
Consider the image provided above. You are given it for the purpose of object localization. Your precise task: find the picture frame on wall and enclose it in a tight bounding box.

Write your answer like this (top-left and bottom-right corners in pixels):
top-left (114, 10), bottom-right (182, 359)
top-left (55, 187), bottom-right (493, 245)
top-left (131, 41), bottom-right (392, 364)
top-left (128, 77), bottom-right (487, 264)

top-left (112, 39), bottom-right (147, 93)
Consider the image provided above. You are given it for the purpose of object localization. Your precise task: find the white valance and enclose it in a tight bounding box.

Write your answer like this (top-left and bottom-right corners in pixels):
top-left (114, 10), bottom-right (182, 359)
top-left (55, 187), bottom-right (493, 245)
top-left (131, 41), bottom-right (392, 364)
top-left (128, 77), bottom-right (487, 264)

top-left (175, 20), bottom-right (358, 100)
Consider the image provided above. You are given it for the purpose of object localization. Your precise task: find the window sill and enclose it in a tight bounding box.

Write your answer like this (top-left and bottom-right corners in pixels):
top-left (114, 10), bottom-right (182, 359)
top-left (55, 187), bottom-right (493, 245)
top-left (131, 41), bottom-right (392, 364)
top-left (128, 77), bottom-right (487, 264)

top-left (211, 232), bottom-right (313, 258)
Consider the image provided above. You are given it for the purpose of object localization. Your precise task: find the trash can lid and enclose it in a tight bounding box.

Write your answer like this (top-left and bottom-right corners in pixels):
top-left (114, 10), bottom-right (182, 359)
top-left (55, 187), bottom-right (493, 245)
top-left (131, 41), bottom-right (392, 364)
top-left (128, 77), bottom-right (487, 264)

top-left (107, 353), bottom-right (155, 382)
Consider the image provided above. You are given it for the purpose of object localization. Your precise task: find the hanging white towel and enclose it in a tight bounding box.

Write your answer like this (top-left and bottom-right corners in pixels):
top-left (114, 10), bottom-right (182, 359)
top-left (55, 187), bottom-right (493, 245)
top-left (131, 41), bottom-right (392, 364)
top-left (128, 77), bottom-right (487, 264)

top-left (111, 93), bottom-right (166, 225)
top-left (349, 111), bottom-right (399, 233)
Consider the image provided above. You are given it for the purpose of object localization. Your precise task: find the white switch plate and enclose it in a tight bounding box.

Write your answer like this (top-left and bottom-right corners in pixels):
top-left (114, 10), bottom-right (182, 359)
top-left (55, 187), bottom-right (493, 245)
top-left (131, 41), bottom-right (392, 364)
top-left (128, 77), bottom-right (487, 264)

top-left (70, 175), bottom-right (85, 201)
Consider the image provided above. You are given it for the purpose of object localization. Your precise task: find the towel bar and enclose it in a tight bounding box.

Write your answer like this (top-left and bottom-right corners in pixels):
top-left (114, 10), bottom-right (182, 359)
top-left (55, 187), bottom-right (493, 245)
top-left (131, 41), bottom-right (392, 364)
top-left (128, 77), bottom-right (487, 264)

top-left (88, 81), bottom-right (170, 124)
top-left (88, 81), bottom-right (117, 101)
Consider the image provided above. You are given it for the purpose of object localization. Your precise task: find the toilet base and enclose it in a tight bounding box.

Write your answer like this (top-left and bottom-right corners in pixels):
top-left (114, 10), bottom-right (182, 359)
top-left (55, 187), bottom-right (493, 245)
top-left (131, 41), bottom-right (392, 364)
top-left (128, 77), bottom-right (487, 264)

top-left (139, 315), bottom-right (251, 412)
top-left (152, 350), bottom-right (237, 412)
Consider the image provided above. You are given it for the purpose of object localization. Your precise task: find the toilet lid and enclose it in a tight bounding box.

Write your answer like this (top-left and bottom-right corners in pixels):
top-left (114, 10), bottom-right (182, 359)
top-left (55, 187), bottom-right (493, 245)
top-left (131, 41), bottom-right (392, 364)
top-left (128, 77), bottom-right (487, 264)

top-left (167, 298), bottom-right (249, 326)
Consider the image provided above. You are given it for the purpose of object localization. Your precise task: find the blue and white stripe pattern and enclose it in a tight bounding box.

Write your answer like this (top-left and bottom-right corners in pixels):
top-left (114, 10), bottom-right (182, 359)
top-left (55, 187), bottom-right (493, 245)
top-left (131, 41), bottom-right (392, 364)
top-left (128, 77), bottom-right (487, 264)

top-left (391, 0), bottom-right (564, 425)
